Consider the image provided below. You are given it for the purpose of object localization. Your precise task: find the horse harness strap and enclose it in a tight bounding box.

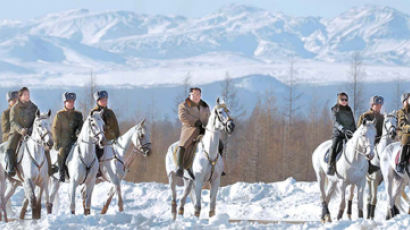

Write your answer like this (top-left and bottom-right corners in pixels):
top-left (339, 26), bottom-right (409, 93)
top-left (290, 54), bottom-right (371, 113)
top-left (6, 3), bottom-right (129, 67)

top-left (24, 139), bottom-right (46, 171)
top-left (77, 147), bottom-right (97, 184)
top-left (202, 141), bottom-right (219, 181)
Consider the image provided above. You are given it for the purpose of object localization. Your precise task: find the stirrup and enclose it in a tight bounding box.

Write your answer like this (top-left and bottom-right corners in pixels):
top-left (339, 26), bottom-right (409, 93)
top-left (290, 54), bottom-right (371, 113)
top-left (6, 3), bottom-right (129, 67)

top-left (176, 168), bottom-right (184, 177)
top-left (327, 165), bottom-right (336, 175)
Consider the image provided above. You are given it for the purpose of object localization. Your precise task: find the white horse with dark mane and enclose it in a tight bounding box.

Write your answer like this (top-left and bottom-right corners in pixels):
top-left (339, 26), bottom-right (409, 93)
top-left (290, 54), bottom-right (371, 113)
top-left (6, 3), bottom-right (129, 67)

top-left (312, 119), bottom-right (376, 222)
top-left (165, 98), bottom-right (235, 220)
top-left (98, 119), bottom-right (151, 214)
top-left (0, 110), bottom-right (53, 220)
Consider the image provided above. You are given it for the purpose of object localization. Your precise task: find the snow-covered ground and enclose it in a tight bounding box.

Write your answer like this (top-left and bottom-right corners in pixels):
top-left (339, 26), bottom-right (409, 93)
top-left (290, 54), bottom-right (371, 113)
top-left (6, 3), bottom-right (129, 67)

top-left (0, 178), bottom-right (408, 229)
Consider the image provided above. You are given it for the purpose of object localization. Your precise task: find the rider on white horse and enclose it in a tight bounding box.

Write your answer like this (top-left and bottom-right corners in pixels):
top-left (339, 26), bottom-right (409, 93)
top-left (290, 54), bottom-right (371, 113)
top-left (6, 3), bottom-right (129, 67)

top-left (357, 96), bottom-right (385, 173)
top-left (396, 93), bottom-right (410, 174)
top-left (328, 92), bottom-right (356, 175)
top-left (52, 92), bottom-right (83, 182)
top-left (91, 90), bottom-right (120, 162)
top-left (176, 87), bottom-right (224, 178)
top-left (1, 91), bottom-right (18, 143)
top-left (4, 87), bottom-right (48, 176)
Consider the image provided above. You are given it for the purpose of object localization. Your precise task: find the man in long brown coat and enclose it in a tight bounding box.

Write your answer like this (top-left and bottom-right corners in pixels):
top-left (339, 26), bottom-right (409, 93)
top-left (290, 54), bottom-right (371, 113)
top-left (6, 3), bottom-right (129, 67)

top-left (357, 96), bottom-right (385, 144)
top-left (1, 91), bottom-right (18, 142)
top-left (176, 87), bottom-right (210, 177)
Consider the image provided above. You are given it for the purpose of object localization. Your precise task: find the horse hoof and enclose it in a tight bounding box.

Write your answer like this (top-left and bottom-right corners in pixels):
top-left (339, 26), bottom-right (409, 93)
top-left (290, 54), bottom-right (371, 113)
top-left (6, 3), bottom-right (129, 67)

top-left (47, 203), bottom-right (53, 214)
top-left (84, 209), bottom-right (90, 215)
top-left (337, 210), bottom-right (344, 220)
top-left (209, 210), bottom-right (215, 218)
top-left (194, 210), bottom-right (200, 218)
top-left (71, 210), bottom-right (75, 215)
top-left (347, 214), bottom-right (352, 220)
top-left (178, 207), bottom-right (184, 216)
top-left (321, 214), bottom-right (332, 223)
top-left (171, 202), bottom-right (177, 215)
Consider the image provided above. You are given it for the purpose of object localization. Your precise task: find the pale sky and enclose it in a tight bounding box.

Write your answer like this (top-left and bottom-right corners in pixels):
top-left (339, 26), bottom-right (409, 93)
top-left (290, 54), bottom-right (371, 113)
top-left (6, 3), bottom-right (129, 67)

top-left (0, 0), bottom-right (409, 20)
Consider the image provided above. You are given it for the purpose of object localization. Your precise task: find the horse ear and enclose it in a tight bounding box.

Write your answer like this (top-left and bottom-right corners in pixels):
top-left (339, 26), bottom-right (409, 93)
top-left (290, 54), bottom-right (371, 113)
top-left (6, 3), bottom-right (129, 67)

top-left (216, 97), bottom-right (220, 105)
top-left (35, 109), bottom-right (40, 118)
top-left (47, 109), bottom-right (51, 117)
top-left (140, 118), bottom-right (145, 126)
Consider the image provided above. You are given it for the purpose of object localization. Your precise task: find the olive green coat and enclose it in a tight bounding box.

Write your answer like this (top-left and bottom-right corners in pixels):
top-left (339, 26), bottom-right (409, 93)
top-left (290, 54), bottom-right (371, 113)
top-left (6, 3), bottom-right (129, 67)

top-left (6, 100), bottom-right (38, 153)
top-left (358, 109), bottom-right (384, 143)
top-left (178, 98), bottom-right (210, 148)
top-left (91, 106), bottom-right (120, 141)
top-left (52, 108), bottom-right (83, 148)
top-left (397, 107), bottom-right (410, 145)
top-left (1, 106), bottom-right (12, 142)
top-left (10, 101), bottom-right (38, 135)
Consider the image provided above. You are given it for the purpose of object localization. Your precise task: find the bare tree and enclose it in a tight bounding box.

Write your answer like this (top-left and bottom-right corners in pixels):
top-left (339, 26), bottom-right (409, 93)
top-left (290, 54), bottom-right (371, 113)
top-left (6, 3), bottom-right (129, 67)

top-left (173, 73), bottom-right (192, 115)
top-left (79, 69), bottom-right (97, 115)
top-left (394, 77), bottom-right (404, 110)
top-left (348, 52), bottom-right (366, 117)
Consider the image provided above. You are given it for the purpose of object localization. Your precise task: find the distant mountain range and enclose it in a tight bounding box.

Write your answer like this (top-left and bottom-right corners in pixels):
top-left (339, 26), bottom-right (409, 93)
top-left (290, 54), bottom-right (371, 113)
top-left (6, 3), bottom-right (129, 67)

top-left (0, 4), bottom-right (409, 86)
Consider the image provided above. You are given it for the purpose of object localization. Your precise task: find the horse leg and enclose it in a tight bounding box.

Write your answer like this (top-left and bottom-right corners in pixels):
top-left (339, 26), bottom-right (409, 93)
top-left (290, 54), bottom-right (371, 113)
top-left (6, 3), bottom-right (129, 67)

top-left (316, 170), bottom-right (328, 223)
top-left (0, 177), bottom-right (7, 223)
top-left (116, 182), bottom-right (124, 212)
top-left (43, 180), bottom-right (52, 214)
top-left (101, 185), bottom-right (116, 215)
top-left (193, 179), bottom-right (203, 218)
top-left (169, 173), bottom-right (177, 220)
top-left (337, 182), bottom-right (346, 220)
top-left (209, 177), bottom-right (221, 218)
top-left (22, 179), bottom-right (37, 220)
top-left (178, 178), bottom-right (193, 217)
top-left (322, 180), bottom-right (337, 223)
top-left (369, 173), bottom-right (381, 219)
top-left (19, 198), bottom-right (29, 220)
top-left (69, 180), bottom-right (77, 215)
top-left (356, 182), bottom-right (365, 219)
top-left (48, 177), bottom-right (60, 214)
top-left (83, 177), bottom-right (96, 215)
top-left (346, 184), bottom-right (355, 220)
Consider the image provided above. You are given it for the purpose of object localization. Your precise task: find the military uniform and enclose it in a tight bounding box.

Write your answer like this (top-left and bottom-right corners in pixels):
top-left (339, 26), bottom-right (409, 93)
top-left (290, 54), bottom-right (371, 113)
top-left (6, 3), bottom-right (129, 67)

top-left (358, 109), bottom-right (384, 144)
top-left (1, 105), bottom-right (12, 142)
top-left (91, 105), bottom-right (120, 159)
top-left (6, 100), bottom-right (38, 175)
top-left (52, 107), bottom-right (83, 181)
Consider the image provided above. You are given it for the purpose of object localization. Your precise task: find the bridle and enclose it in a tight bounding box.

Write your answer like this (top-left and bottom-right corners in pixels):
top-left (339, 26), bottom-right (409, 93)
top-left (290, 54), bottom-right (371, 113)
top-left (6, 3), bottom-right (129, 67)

top-left (80, 117), bottom-right (104, 145)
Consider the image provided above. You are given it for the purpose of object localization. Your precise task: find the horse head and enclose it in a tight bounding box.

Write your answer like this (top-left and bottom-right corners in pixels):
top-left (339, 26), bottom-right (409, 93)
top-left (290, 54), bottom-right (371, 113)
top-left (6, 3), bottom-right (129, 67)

top-left (89, 110), bottom-right (106, 148)
top-left (33, 109), bottom-right (53, 147)
top-left (357, 118), bottom-right (377, 160)
top-left (384, 111), bottom-right (398, 140)
top-left (132, 119), bottom-right (152, 157)
top-left (213, 97), bottom-right (235, 135)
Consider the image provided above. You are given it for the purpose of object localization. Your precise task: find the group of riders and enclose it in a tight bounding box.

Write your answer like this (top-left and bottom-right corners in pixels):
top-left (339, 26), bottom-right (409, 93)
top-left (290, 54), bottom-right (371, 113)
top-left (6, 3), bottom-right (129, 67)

top-left (1, 87), bottom-right (120, 182)
top-left (328, 92), bottom-right (410, 175)
top-left (0, 86), bottom-right (223, 183)
top-left (1, 86), bottom-right (408, 186)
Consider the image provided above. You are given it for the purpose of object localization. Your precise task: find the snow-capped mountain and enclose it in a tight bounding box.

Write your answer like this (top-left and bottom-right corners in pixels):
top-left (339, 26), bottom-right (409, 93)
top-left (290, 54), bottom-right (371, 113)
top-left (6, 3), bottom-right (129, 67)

top-left (0, 4), bottom-right (409, 86)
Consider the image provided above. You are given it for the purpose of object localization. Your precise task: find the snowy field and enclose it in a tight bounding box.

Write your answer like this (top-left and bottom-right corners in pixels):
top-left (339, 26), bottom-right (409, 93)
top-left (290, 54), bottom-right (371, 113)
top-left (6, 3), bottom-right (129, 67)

top-left (0, 178), bottom-right (408, 229)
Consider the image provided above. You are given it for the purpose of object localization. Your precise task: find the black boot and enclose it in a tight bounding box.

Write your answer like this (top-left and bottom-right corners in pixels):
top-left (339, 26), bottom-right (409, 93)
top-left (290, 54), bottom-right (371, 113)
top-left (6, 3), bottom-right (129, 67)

top-left (327, 155), bottom-right (336, 175)
top-left (176, 147), bottom-right (185, 177)
top-left (396, 145), bottom-right (408, 173)
top-left (6, 149), bottom-right (16, 177)
top-left (58, 154), bottom-right (66, 182)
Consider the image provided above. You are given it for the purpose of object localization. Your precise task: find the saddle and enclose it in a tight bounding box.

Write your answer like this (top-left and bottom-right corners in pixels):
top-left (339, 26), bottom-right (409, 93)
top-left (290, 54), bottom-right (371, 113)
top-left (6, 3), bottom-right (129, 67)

top-left (324, 140), bottom-right (345, 164)
top-left (173, 135), bottom-right (203, 170)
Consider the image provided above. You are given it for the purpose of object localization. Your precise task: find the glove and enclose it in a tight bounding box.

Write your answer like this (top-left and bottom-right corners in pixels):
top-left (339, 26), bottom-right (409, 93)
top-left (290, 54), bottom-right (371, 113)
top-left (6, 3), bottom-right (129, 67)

top-left (21, 128), bottom-right (28, 136)
top-left (194, 120), bottom-right (202, 128)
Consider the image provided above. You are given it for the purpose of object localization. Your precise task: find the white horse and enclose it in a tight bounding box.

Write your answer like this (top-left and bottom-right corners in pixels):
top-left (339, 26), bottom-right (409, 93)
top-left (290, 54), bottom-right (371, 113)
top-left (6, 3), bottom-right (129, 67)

top-left (165, 98), bottom-right (235, 220)
top-left (346, 112), bottom-right (398, 219)
top-left (0, 110), bottom-right (53, 220)
top-left (0, 155), bottom-right (7, 222)
top-left (98, 119), bottom-right (152, 214)
top-left (312, 119), bottom-right (376, 222)
top-left (65, 111), bottom-right (105, 215)
top-left (380, 139), bottom-right (410, 219)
